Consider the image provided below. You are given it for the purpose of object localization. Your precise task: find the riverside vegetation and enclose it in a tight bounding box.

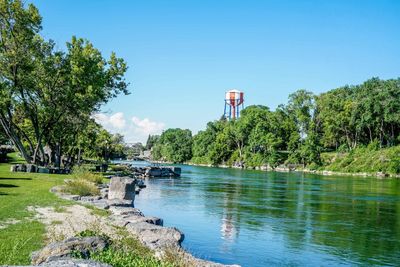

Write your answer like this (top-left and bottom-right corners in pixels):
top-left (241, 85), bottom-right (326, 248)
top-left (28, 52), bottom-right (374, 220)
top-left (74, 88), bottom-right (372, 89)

top-left (0, 153), bottom-right (189, 266)
top-left (0, 0), bottom-right (129, 168)
top-left (149, 77), bottom-right (400, 176)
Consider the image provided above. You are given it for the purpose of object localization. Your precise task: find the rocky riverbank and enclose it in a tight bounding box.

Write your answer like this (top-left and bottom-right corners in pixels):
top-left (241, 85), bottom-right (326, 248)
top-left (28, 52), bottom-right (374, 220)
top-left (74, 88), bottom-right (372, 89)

top-left (187, 162), bottom-right (400, 178)
top-left (21, 176), bottom-right (239, 267)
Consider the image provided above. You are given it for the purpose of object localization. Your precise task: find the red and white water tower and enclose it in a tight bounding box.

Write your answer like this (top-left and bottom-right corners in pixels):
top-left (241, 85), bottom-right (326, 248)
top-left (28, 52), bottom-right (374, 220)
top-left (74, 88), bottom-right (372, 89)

top-left (224, 89), bottom-right (244, 120)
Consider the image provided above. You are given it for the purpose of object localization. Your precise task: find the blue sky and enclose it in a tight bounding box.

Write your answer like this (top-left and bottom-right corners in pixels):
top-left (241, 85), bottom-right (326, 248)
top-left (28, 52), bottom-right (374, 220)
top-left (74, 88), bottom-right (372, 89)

top-left (31, 0), bottom-right (400, 143)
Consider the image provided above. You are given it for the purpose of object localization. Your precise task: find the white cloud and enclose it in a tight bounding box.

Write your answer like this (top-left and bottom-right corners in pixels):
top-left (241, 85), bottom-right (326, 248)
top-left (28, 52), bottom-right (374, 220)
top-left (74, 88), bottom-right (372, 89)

top-left (131, 117), bottom-right (165, 136)
top-left (93, 112), bottom-right (126, 129)
top-left (93, 112), bottom-right (165, 144)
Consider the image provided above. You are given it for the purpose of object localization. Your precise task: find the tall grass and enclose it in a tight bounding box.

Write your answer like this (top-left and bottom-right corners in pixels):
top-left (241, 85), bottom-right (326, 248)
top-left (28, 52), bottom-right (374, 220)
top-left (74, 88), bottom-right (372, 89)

top-left (62, 165), bottom-right (103, 196)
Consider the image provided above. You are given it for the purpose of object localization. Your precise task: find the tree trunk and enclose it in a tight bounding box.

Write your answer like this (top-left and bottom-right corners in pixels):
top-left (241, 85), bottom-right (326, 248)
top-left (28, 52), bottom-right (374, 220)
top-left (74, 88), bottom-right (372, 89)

top-left (0, 115), bottom-right (31, 163)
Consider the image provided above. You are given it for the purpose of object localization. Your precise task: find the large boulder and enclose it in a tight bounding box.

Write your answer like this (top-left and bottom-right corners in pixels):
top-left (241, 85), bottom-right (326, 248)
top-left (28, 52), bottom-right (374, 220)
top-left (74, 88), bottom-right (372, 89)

top-left (108, 176), bottom-right (136, 201)
top-left (109, 214), bottom-right (163, 227)
top-left (31, 237), bottom-right (109, 265)
top-left (108, 206), bottom-right (144, 216)
top-left (107, 199), bottom-right (133, 207)
top-left (126, 222), bottom-right (184, 250)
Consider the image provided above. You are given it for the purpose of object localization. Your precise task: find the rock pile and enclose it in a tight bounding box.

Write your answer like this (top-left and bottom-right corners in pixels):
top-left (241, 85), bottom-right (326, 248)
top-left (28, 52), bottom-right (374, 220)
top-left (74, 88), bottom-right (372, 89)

top-left (10, 164), bottom-right (70, 174)
top-left (42, 175), bottom-right (239, 267)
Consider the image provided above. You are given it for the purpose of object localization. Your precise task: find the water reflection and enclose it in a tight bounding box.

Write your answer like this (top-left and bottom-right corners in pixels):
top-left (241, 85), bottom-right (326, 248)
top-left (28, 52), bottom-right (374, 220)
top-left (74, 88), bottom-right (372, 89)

top-left (135, 165), bottom-right (400, 266)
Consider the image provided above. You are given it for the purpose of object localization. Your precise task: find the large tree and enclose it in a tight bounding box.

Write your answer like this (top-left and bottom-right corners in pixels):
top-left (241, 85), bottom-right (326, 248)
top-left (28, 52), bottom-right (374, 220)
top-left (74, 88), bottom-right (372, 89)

top-left (152, 128), bottom-right (193, 163)
top-left (0, 0), bottom-right (128, 166)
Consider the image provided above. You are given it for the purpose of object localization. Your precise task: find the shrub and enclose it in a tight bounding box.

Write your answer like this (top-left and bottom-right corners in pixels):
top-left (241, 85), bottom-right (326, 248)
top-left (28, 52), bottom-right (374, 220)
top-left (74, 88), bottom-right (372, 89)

top-left (72, 165), bottom-right (103, 184)
top-left (73, 230), bottom-right (174, 267)
top-left (63, 179), bottom-right (100, 196)
top-left (110, 165), bottom-right (128, 172)
top-left (90, 249), bottom-right (172, 267)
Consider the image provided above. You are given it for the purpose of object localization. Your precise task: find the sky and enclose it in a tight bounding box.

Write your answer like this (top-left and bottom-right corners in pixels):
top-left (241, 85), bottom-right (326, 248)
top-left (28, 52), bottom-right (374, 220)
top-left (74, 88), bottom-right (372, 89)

top-left (30, 0), bottom-right (400, 143)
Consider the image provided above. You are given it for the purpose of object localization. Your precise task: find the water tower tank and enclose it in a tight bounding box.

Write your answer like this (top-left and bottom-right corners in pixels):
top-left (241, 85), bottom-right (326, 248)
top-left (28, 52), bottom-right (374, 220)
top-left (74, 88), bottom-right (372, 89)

top-left (224, 89), bottom-right (244, 119)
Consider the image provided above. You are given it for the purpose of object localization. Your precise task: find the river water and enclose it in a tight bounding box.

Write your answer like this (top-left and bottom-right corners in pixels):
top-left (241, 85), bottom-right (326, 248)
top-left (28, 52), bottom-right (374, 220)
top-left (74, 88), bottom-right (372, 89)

top-left (133, 164), bottom-right (400, 266)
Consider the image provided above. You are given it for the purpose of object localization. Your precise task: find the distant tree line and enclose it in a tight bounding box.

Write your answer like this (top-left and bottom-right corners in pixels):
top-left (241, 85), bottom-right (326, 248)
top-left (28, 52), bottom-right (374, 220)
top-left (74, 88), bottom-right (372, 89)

top-left (150, 77), bottom-right (400, 167)
top-left (0, 0), bottom-right (129, 167)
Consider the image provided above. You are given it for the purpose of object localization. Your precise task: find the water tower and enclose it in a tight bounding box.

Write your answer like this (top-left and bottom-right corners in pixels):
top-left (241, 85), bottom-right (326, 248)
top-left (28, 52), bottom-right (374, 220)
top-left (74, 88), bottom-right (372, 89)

top-left (224, 89), bottom-right (244, 120)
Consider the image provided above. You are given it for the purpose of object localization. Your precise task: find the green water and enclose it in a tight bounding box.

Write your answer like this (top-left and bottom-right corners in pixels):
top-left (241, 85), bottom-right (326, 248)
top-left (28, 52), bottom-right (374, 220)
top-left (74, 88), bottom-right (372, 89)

top-left (134, 165), bottom-right (400, 266)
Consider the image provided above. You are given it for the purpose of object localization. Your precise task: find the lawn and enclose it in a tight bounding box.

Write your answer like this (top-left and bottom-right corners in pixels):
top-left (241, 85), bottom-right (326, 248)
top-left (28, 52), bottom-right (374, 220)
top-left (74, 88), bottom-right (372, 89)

top-left (0, 153), bottom-right (72, 265)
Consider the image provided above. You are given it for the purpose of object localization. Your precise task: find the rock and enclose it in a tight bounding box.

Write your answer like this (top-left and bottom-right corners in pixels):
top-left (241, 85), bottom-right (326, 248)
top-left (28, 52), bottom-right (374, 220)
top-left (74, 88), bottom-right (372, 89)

top-left (10, 165), bottom-right (18, 172)
top-left (31, 237), bottom-right (109, 265)
top-left (107, 199), bottom-right (133, 207)
top-left (376, 172), bottom-right (389, 178)
top-left (145, 168), bottom-right (162, 177)
top-left (40, 258), bottom-right (112, 267)
top-left (38, 167), bottom-right (50, 174)
top-left (108, 206), bottom-right (144, 216)
top-left (108, 176), bottom-right (136, 201)
top-left (136, 179), bottom-right (146, 188)
top-left (109, 214), bottom-right (163, 227)
top-left (90, 199), bottom-right (110, 210)
top-left (80, 196), bottom-right (101, 202)
top-left (100, 188), bottom-right (108, 199)
top-left (98, 183), bottom-right (109, 189)
top-left (60, 194), bottom-right (81, 201)
top-left (26, 164), bottom-right (37, 173)
top-left (18, 164), bottom-right (27, 172)
top-left (126, 222), bottom-right (184, 250)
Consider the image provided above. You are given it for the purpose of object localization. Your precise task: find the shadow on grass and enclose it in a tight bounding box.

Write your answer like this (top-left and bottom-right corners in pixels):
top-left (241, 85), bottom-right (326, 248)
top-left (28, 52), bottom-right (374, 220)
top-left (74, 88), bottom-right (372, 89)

top-left (0, 184), bottom-right (19, 188)
top-left (0, 192), bottom-right (8, 195)
top-left (0, 177), bottom-right (32, 181)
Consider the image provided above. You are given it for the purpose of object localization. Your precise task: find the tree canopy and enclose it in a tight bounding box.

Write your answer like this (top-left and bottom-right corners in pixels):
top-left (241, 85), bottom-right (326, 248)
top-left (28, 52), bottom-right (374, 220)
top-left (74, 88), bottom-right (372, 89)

top-left (0, 0), bottom-right (129, 166)
top-left (156, 77), bottom-right (400, 169)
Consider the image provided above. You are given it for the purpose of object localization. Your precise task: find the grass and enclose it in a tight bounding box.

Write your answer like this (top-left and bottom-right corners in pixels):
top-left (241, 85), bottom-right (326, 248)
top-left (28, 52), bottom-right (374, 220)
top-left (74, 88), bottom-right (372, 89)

top-left (84, 204), bottom-right (111, 217)
top-left (321, 145), bottom-right (400, 175)
top-left (62, 165), bottom-right (105, 196)
top-left (63, 179), bottom-right (100, 196)
top-left (74, 229), bottom-right (176, 267)
top-left (0, 153), bottom-right (72, 265)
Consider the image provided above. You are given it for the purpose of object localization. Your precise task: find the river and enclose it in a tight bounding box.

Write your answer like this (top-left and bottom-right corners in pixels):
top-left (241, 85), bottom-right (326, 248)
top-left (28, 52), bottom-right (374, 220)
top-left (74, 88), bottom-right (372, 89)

top-left (132, 164), bottom-right (400, 266)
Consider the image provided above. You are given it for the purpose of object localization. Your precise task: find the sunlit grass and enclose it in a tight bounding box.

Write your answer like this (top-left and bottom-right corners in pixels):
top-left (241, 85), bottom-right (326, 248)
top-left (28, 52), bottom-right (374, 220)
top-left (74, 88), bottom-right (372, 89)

top-left (0, 153), bottom-right (72, 265)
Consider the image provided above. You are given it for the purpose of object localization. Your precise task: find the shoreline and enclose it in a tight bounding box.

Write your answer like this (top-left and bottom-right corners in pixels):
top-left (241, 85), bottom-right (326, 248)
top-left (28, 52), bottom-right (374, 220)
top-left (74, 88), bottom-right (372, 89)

top-left (185, 162), bottom-right (400, 179)
top-left (46, 179), bottom-right (239, 267)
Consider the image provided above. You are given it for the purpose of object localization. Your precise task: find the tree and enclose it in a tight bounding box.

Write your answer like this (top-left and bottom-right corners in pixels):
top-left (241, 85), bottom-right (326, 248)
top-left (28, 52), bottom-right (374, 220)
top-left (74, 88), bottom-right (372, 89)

top-left (145, 135), bottom-right (160, 150)
top-left (153, 129), bottom-right (192, 163)
top-left (0, 0), bottom-right (129, 167)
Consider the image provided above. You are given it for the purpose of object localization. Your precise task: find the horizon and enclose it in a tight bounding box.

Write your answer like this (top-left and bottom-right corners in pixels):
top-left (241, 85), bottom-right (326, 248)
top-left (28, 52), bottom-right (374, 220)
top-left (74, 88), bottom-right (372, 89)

top-left (30, 0), bottom-right (400, 143)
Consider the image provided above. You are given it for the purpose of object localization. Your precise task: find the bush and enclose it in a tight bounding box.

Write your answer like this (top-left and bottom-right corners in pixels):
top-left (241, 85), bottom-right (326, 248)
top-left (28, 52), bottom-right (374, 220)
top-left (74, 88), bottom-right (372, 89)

top-left (90, 249), bottom-right (172, 267)
top-left (63, 179), bottom-right (100, 196)
top-left (73, 230), bottom-right (174, 267)
top-left (110, 165), bottom-right (128, 172)
top-left (72, 165), bottom-right (103, 184)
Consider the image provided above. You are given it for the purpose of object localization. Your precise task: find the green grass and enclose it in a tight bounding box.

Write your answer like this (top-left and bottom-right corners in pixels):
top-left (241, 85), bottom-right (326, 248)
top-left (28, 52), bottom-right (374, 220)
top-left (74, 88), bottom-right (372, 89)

top-left (74, 229), bottom-right (176, 267)
top-left (321, 145), bottom-right (400, 175)
top-left (0, 153), bottom-right (72, 265)
top-left (84, 204), bottom-right (111, 217)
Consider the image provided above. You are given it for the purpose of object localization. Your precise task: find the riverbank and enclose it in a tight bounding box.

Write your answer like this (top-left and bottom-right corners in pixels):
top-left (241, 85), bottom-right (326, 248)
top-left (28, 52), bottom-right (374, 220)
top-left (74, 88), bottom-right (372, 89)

top-left (0, 154), bottom-right (238, 266)
top-left (187, 145), bottom-right (400, 178)
top-left (187, 162), bottom-right (400, 178)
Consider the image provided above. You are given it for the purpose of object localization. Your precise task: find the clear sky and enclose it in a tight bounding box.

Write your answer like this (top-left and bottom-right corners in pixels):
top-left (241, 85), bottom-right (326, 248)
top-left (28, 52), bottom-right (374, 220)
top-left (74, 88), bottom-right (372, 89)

top-left (31, 0), bottom-right (400, 143)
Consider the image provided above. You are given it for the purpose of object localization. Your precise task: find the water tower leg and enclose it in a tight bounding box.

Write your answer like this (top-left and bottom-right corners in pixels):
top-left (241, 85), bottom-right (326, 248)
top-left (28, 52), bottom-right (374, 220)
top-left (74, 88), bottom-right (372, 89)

top-left (224, 102), bottom-right (227, 118)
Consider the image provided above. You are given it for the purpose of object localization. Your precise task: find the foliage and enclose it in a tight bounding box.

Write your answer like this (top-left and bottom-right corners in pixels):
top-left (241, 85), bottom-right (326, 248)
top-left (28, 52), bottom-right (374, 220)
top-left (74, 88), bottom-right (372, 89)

top-left (152, 128), bottom-right (192, 163)
top-left (165, 77), bottom-right (400, 172)
top-left (145, 135), bottom-right (160, 150)
top-left (72, 165), bottom-right (103, 185)
top-left (63, 179), bottom-right (100, 196)
top-left (74, 229), bottom-right (174, 267)
top-left (322, 145), bottom-right (400, 174)
top-left (0, 0), bottom-right (129, 167)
